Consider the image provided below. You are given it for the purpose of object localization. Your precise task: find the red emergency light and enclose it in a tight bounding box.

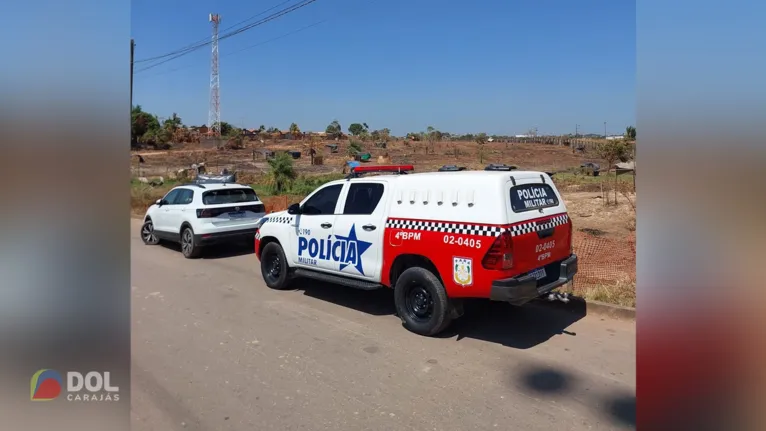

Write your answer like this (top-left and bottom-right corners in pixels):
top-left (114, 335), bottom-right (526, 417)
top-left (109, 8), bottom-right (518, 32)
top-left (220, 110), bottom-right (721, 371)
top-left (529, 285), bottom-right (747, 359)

top-left (346, 164), bottom-right (415, 179)
top-left (351, 165), bottom-right (414, 174)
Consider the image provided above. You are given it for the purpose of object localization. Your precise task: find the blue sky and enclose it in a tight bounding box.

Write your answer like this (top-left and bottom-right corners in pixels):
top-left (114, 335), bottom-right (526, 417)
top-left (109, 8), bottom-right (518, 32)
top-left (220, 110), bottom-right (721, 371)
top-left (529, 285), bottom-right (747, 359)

top-left (132, 0), bottom-right (635, 136)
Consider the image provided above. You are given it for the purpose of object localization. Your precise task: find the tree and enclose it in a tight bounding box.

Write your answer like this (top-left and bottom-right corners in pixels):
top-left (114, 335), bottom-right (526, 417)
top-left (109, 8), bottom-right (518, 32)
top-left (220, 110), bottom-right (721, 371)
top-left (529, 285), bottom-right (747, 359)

top-left (348, 123), bottom-right (365, 137)
top-left (475, 133), bottom-right (488, 163)
top-left (289, 122), bottom-right (301, 139)
top-left (371, 128), bottom-right (391, 143)
top-left (266, 126), bottom-right (280, 134)
top-left (595, 140), bottom-right (630, 205)
top-left (213, 121), bottom-right (234, 136)
top-left (225, 128), bottom-right (245, 149)
top-left (347, 139), bottom-right (363, 157)
top-left (266, 152), bottom-right (297, 194)
top-left (625, 125), bottom-right (636, 140)
top-left (425, 126), bottom-right (443, 154)
top-left (325, 120), bottom-right (342, 140)
top-left (163, 113), bottom-right (183, 132)
top-left (131, 105), bottom-right (161, 148)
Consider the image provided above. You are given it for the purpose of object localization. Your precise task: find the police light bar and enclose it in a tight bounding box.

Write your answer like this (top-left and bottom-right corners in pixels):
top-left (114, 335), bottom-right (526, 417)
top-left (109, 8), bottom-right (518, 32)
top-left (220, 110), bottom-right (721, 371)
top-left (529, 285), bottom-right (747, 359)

top-left (346, 165), bottom-right (414, 179)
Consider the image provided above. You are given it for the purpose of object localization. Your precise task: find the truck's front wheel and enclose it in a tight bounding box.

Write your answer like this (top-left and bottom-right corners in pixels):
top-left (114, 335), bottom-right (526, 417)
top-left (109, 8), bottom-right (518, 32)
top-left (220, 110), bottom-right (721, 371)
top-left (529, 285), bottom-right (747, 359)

top-left (394, 267), bottom-right (452, 336)
top-left (261, 242), bottom-right (291, 290)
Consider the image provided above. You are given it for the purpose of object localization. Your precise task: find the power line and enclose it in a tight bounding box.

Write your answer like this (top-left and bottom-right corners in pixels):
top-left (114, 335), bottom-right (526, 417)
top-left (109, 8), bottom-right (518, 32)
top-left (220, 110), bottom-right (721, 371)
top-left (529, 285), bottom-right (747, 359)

top-left (136, 20), bottom-right (329, 79)
top-left (135, 0), bottom-right (296, 64)
top-left (135, 0), bottom-right (379, 80)
top-left (134, 0), bottom-right (320, 73)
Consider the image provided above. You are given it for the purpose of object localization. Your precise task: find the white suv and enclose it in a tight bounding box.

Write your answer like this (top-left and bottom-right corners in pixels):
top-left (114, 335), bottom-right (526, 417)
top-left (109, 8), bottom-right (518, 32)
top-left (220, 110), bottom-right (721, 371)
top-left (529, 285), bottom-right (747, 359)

top-left (141, 182), bottom-right (266, 258)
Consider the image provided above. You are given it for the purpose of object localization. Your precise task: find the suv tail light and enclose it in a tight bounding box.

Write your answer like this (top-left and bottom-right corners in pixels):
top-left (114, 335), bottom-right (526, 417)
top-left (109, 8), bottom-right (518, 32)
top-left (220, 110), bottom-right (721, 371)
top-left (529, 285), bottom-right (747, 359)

top-left (196, 209), bottom-right (213, 218)
top-left (482, 231), bottom-right (514, 270)
top-left (568, 220), bottom-right (573, 254)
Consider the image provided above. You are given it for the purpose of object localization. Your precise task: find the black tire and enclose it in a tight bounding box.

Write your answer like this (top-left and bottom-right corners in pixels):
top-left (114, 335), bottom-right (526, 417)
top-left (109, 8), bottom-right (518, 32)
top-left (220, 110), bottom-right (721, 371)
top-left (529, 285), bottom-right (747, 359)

top-left (141, 220), bottom-right (160, 245)
top-left (180, 226), bottom-right (202, 259)
top-left (394, 267), bottom-right (452, 336)
top-left (261, 242), bottom-right (290, 290)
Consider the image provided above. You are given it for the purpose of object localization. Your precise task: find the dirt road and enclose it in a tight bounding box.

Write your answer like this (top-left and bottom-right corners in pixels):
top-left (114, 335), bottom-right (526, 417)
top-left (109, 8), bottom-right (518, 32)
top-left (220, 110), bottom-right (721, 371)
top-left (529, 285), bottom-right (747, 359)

top-left (130, 219), bottom-right (636, 430)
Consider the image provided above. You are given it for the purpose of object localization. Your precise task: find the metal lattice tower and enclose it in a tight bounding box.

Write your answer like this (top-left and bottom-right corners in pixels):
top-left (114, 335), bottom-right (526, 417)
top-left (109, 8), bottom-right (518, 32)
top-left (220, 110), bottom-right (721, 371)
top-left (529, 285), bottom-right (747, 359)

top-left (208, 14), bottom-right (221, 137)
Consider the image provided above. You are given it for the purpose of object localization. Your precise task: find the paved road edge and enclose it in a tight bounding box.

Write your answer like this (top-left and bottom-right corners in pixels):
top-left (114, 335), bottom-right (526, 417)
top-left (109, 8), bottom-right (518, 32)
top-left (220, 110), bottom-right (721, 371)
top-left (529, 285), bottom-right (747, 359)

top-left (579, 298), bottom-right (635, 320)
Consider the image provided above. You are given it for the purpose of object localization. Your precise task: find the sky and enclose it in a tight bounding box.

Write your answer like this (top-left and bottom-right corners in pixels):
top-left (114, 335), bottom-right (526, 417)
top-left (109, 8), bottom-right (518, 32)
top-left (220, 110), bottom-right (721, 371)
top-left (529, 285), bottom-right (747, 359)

top-left (131, 0), bottom-right (635, 136)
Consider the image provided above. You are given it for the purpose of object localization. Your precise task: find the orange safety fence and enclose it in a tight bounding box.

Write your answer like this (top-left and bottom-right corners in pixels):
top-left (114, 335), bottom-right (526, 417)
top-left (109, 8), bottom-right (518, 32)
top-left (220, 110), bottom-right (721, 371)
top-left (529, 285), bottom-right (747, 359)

top-left (572, 231), bottom-right (636, 286)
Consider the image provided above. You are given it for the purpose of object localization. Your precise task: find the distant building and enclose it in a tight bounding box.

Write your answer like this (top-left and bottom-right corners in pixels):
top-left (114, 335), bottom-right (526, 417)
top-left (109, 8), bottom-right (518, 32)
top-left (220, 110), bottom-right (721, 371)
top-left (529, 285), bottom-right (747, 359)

top-left (605, 135), bottom-right (625, 140)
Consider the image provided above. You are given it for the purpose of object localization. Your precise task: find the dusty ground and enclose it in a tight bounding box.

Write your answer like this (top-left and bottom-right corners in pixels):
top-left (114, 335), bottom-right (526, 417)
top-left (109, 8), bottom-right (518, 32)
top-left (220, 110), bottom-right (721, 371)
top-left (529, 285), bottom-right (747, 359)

top-left (130, 140), bottom-right (605, 178)
top-left (130, 139), bottom-right (634, 237)
top-left (130, 219), bottom-right (636, 431)
top-left (564, 192), bottom-right (636, 238)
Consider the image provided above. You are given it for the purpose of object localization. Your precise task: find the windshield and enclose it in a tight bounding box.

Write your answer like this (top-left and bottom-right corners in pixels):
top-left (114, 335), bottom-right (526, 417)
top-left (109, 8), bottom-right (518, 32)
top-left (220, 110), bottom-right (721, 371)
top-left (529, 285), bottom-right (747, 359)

top-left (202, 188), bottom-right (258, 205)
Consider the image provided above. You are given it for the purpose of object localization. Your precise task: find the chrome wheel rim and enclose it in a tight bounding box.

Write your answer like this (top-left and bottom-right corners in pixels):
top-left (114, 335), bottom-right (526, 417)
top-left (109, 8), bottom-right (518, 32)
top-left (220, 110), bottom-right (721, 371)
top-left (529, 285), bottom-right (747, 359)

top-left (142, 222), bottom-right (157, 244)
top-left (182, 229), bottom-right (193, 255)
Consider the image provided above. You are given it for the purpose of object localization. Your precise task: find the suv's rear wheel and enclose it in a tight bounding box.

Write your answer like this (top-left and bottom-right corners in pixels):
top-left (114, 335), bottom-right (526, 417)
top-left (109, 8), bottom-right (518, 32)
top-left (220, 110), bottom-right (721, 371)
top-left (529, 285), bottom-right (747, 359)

top-left (394, 267), bottom-right (452, 336)
top-left (141, 220), bottom-right (160, 245)
top-left (261, 242), bottom-right (290, 289)
top-left (181, 226), bottom-right (202, 259)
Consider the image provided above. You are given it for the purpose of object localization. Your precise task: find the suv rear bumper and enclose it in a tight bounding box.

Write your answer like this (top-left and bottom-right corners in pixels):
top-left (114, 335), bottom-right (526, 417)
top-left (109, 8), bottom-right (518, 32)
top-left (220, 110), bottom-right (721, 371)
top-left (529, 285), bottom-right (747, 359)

top-left (489, 254), bottom-right (578, 306)
top-left (194, 228), bottom-right (259, 246)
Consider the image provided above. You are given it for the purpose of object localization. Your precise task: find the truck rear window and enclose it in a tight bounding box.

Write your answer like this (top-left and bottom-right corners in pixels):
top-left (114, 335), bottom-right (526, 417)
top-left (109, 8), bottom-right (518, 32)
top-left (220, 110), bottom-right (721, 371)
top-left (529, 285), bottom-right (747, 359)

top-left (510, 183), bottom-right (559, 212)
top-left (202, 188), bottom-right (258, 205)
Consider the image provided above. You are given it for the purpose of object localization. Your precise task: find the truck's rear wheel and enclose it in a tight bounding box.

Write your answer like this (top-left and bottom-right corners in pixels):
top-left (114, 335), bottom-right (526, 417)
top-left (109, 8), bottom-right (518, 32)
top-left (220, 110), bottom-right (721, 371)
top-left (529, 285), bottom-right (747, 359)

top-left (394, 267), bottom-right (452, 336)
top-left (261, 242), bottom-right (291, 290)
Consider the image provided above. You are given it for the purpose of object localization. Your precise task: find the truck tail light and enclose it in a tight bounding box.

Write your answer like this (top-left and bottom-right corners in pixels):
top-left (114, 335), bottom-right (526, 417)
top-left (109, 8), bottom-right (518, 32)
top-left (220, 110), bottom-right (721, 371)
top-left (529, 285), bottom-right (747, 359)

top-left (482, 230), bottom-right (514, 270)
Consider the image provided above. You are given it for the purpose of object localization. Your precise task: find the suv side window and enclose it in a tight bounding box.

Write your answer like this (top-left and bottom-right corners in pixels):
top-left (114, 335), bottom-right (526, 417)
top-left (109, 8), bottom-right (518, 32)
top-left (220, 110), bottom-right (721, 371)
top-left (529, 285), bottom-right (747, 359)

top-left (176, 189), bottom-right (194, 205)
top-left (163, 189), bottom-right (182, 205)
top-left (302, 184), bottom-right (343, 215)
top-left (343, 183), bottom-right (385, 215)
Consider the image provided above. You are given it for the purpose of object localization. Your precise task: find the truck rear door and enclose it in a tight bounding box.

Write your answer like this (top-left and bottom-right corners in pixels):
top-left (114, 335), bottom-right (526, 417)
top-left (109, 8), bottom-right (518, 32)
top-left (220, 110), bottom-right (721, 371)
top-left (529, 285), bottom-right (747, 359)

top-left (504, 174), bottom-right (573, 280)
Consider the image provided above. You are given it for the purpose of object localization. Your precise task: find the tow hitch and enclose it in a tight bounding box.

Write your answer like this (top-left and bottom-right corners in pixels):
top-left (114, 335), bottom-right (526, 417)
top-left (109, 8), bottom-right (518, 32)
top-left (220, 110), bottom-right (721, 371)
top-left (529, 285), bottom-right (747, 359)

top-left (547, 292), bottom-right (570, 303)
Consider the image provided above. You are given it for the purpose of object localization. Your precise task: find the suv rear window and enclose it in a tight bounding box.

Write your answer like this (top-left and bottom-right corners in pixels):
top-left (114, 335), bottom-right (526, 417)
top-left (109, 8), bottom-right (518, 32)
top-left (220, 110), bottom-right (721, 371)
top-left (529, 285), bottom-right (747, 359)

top-left (202, 188), bottom-right (259, 205)
top-left (510, 183), bottom-right (559, 212)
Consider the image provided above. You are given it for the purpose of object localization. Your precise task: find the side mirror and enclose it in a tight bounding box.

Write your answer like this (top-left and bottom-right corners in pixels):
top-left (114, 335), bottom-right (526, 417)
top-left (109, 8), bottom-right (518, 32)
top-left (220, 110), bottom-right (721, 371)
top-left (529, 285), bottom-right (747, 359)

top-left (156, 198), bottom-right (166, 206)
top-left (287, 203), bottom-right (301, 215)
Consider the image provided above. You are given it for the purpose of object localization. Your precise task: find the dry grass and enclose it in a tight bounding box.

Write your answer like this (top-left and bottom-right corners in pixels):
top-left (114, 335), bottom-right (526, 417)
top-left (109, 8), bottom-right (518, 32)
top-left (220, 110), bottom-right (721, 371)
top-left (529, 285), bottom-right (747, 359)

top-left (131, 182), bottom-right (173, 216)
top-left (575, 276), bottom-right (636, 308)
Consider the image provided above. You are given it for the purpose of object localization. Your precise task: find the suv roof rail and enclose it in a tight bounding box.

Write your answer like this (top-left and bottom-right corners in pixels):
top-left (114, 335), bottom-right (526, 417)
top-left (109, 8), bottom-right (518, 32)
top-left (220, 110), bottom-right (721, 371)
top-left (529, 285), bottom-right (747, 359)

top-left (346, 164), bottom-right (414, 180)
top-left (437, 165), bottom-right (467, 172)
top-left (484, 163), bottom-right (517, 171)
top-left (180, 183), bottom-right (207, 188)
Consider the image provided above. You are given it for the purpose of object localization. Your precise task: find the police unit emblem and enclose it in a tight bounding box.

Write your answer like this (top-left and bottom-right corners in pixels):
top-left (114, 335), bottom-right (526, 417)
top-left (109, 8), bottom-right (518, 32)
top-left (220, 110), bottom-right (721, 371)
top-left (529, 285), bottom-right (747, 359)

top-left (453, 257), bottom-right (473, 287)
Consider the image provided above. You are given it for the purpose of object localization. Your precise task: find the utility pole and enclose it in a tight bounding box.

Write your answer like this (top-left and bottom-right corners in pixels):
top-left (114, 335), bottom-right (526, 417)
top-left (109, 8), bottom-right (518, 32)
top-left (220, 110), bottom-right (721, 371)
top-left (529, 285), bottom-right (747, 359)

top-left (208, 14), bottom-right (222, 137)
top-left (130, 39), bottom-right (135, 109)
top-left (575, 124), bottom-right (579, 137)
top-left (604, 121), bottom-right (607, 139)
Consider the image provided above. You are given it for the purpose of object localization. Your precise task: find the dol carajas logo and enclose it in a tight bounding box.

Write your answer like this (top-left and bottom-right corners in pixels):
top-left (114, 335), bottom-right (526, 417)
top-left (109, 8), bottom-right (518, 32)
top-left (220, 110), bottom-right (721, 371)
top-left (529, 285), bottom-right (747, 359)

top-left (30, 369), bottom-right (63, 401)
top-left (30, 369), bottom-right (120, 402)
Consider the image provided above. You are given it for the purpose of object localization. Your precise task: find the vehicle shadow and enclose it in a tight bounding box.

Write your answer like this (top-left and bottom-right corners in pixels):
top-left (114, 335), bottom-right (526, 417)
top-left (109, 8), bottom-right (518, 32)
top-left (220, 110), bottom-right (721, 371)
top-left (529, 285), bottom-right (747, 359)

top-left (288, 278), bottom-right (587, 349)
top-left (438, 298), bottom-right (587, 349)
top-left (157, 241), bottom-right (254, 259)
top-left (202, 242), bottom-right (255, 259)
top-left (515, 366), bottom-right (636, 429)
top-left (290, 280), bottom-right (396, 316)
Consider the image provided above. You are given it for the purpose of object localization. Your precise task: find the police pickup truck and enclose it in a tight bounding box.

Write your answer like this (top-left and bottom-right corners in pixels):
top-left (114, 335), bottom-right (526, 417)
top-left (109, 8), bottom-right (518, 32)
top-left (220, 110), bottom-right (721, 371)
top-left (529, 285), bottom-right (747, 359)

top-left (254, 165), bottom-right (578, 336)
